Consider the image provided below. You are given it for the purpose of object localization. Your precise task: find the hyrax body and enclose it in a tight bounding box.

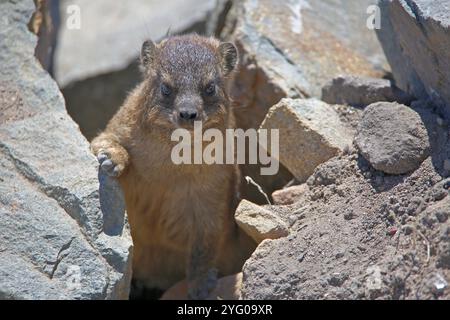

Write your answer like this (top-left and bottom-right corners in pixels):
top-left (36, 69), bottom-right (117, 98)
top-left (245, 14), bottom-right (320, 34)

top-left (91, 34), bottom-right (255, 298)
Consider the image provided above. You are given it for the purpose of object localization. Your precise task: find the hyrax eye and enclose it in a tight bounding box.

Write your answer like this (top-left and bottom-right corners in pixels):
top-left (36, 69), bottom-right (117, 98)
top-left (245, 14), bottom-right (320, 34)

top-left (161, 83), bottom-right (172, 97)
top-left (204, 83), bottom-right (216, 96)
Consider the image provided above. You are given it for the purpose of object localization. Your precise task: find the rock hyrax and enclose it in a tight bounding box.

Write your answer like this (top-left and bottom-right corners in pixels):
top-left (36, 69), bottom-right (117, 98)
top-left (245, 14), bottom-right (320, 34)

top-left (91, 34), bottom-right (256, 299)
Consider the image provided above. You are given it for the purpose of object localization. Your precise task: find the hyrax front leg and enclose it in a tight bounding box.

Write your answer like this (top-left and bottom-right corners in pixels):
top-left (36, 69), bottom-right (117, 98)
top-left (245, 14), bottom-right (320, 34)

top-left (91, 133), bottom-right (129, 177)
top-left (187, 230), bottom-right (219, 300)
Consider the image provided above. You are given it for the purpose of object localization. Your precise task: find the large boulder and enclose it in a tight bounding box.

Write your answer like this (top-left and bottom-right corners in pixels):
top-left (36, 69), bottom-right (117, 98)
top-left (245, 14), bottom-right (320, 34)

top-left (376, 0), bottom-right (450, 117)
top-left (322, 75), bottom-right (412, 107)
top-left (219, 0), bottom-right (386, 131)
top-left (354, 102), bottom-right (430, 175)
top-left (56, 0), bottom-right (215, 140)
top-left (260, 98), bottom-right (355, 182)
top-left (0, 0), bottom-right (132, 300)
top-left (55, 0), bottom-right (215, 87)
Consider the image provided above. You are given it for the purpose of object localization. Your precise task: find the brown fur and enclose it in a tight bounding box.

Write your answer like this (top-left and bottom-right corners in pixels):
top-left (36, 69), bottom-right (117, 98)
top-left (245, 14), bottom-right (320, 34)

top-left (91, 35), bottom-right (256, 298)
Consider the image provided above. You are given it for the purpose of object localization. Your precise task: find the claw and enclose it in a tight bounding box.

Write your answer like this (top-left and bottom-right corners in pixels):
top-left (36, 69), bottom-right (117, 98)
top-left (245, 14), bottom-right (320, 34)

top-left (101, 159), bottom-right (114, 171)
top-left (97, 154), bottom-right (120, 177)
top-left (97, 153), bottom-right (108, 164)
top-left (112, 165), bottom-right (122, 177)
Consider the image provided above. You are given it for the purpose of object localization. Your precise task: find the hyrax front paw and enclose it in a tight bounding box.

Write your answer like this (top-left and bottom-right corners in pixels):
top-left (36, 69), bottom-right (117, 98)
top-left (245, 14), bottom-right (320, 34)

top-left (97, 150), bottom-right (127, 177)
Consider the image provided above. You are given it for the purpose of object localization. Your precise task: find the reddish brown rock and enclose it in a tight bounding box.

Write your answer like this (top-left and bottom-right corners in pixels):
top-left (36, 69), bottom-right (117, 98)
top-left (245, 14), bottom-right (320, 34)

top-left (272, 184), bottom-right (309, 205)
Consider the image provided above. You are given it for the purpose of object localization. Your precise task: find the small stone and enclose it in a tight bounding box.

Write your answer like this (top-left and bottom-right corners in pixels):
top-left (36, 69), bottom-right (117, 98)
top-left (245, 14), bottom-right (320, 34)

top-left (388, 227), bottom-right (398, 236)
top-left (298, 252), bottom-right (307, 263)
top-left (311, 189), bottom-right (324, 201)
top-left (406, 197), bottom-right (424, 216)
top-left (344, 210), bottom-right (356, 220)
top-left (404, 225), bottom-right (414, 236)
top-left (336, 186), bottom-right (346, 197)
top-left (260, 98), bottom-right (354, 182)
top-left (430, 273), bottom-right (448, 296)
top-left (386, 211), bottom-right (396, 223)
top-left (288, 215), bottom-right (299, 227)
top-left (328, 273), bottom-right (348, 287)
top-left (272, 184), bottom-right (309, 205)
top-left (444, 181), bottom-right (450, 191)
top-left (355, 102), bottom-right (430, 175)
top-left (235, 200), bottom-right (289, 244)
top-left (436, 211), bottom-right (449, 223)
top-left (430, 180), bottom-right (449, 201)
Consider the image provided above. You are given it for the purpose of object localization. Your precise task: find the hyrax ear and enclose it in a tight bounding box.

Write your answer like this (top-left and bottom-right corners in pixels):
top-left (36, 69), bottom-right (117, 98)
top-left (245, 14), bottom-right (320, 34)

top-left (218, 42), bottom-right (238, 75)
top-left (141, 40), bottom-right (157, 69)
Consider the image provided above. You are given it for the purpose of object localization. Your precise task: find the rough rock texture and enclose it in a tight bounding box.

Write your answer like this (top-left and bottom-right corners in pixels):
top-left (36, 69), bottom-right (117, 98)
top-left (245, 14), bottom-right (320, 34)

top-left (55, 0), bottom-right (215, 87)
top-left (272, 184), bottom-right (309, 206)
top-left (322, 75), bottom-right (412, 107)
top-left (220, 0), bottom-right (386, 131)
top-left (355, 102), bottom-right (430, 175)
top-left (376, 0), bottom-right (450, 117)
top-left (0, 0), bottom-right (132, 300)
top-left (235, 200), bottom-right (289, 244)
top-left (242, 152), bottom-right (450, 299)
top-left (260, 98), bottom-right (355, 182)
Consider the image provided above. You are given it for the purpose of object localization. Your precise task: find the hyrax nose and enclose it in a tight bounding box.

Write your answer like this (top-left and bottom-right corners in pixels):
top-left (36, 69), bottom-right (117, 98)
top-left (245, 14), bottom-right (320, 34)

top-left (179, 110), bottom-right (198, 121)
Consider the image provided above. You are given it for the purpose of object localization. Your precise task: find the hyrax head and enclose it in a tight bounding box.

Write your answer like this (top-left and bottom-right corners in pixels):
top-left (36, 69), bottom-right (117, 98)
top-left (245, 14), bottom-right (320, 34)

top-left (140, 34), bottom-right (238, 129)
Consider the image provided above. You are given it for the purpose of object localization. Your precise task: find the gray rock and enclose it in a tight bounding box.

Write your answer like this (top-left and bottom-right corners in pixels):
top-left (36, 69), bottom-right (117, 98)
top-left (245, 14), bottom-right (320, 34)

top-left (355, 102), bottom-right (430, 175)
top-left (322, 75), bottom-right (412, 107)
top-left (55, 0), bottom-right (215, 87)
top-left (376, 0), bottom-right (450, 116)
top-left (0, 0), bottom-right (132, 300)
top-left (206, 0), bottom-right (232, 37)
top-left (56, 0), bottom-right (215, 141)
top-left (219, 0), bottom-right (386, 131)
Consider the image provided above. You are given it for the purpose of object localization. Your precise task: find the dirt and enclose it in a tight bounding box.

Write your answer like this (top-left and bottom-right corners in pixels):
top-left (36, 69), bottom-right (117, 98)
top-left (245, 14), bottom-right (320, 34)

top-left (240, 106), bottom-right (450, 299)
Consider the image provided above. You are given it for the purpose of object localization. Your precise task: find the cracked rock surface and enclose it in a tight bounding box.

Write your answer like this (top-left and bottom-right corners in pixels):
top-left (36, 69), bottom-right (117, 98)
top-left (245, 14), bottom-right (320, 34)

top-left (0, 0), bottom-right (132, 300)
top-left (376, 0), bottom-right (450, 117)
top-left (219, 0), bottom-right (385, 131)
